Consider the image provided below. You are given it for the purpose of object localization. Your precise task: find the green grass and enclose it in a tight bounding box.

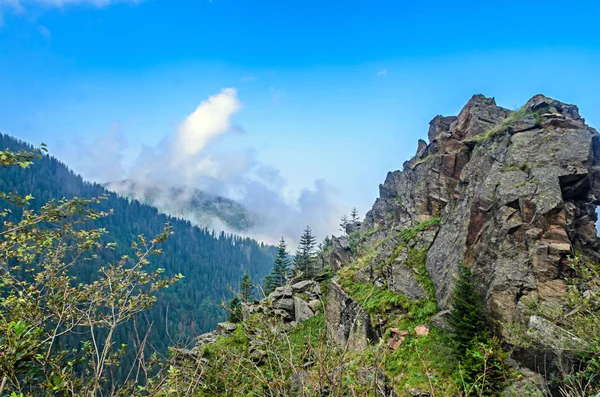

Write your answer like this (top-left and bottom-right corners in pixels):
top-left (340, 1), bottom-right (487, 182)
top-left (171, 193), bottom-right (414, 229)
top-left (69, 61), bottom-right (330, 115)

top-left (340, 280), bottom-right (411, 315)
top-left (407, 248), bottom-right (436, 301)
top-left (202, 324), bottom-right (249, 358)
top-left (465, 106), bottom-right (544, 145)
top-left (363, 226), bottom-right (381, 238)
top-left (413, 154), bottom-right (439, 167)
top-left (398, 217), bottom-right (440, 242)
top-left (500, 164), bottom-right (520, 173)
top-left (384, 327), bottom-right (457, 392)
top-left (287, 313), bottom-right (325, 352)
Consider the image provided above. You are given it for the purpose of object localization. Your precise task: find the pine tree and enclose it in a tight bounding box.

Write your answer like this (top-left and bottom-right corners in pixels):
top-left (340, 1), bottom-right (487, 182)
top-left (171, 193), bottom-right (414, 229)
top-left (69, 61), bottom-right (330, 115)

top-left (448, 264), bottom-right (487, 358)
top-left (263, 274), bottom-right (275, 296)
top-left (339, 215), bottom-right (349, 234)
top-left (271, 237), bottom-right (290, 289)
top-left (449, 265), bottom-right (507, 395)
top-left (227, 296), bottom-right (242, 323)
top-left (295, 226), bottom-right (317, 279)
top-left (239, 270), bottom-right (254, 302)
top-left (350, 207), bottom-right (360, 223)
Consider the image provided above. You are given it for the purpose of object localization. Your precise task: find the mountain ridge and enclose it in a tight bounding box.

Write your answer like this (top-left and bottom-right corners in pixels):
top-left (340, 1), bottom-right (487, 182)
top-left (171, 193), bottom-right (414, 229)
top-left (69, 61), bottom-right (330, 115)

top-left (106, 179), bottom-right (256, 233)
top-left (0, 132), bottom-right (277, 376)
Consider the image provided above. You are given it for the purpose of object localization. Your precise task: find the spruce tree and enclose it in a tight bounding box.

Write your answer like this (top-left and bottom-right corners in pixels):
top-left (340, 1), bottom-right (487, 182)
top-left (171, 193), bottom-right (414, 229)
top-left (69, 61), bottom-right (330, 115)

top-left (227, 296), bottom-right (243, 323)
top-left (239, 270), bottom-right (254, 302)
top-left (339, 215), bottom-right (349, 234)
top-left (449, 265), bottom-right (507, 395)
top-left (263, 274), bottom-right (276, 296)
top-left (295, 226), bottom-right (317, 279)
top-left (350, 207), bottom-right (359, 223)
top-left (448, 264), bottom-right (487, 357)
top-left (271, 237), bottom-right (290, 289)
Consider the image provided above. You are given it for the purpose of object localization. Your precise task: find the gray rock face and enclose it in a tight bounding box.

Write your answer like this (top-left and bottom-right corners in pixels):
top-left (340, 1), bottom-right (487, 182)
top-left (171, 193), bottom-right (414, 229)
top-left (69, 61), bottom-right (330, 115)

top-left (326, 280), bottom-right (375, 351)
top-left (450, 94), bottom-right (512, 140)
top-left (322, 236), bottom-right (352, 272)
top-left (340, 93), bottom-right (599, 375)
top-left (428, 115), bottom-right (457, 142)
top-left (293, 296), bottom-right (315, 322)
top-left (313, 283), bottom-right (321, 296)
top-left (427, 94), bottom-right (600, 326)
top-left (355, 93), bottom-right (599, 332)
top-left (384, 258), bottom-right (426, 299)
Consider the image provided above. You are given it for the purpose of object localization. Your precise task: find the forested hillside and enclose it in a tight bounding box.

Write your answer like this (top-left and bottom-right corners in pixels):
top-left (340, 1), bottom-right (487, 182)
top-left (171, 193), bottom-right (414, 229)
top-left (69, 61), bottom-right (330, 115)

top-left (0, 133), bottom-right (276, 355)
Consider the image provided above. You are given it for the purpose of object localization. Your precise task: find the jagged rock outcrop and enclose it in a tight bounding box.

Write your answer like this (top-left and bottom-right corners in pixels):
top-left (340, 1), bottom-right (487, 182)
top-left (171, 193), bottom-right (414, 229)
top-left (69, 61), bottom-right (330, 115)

top-left (352, 93), bottom-right (600, 324)
top-left (427, 94), bottom-right (599, 324)
top-left (319, 235), bottom-right (352, 273)
top-left (326, 280), bottom-right (375, 351)
top-left (324, 93), bottom-right (600, 380)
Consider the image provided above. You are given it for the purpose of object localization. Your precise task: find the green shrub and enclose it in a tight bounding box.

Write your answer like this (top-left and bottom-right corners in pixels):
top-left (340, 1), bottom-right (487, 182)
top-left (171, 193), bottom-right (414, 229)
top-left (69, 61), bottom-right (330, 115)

top-left (449, 264), bottom-right (507, 395)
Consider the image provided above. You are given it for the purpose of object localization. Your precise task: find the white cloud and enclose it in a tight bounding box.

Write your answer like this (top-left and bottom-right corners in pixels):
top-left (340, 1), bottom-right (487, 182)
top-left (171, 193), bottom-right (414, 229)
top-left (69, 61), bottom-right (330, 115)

top-left (56, 123), bottom-right (128, 183)
top-left (173, 88), bottom-right (241, 159)
top-left (377, 68), bottom-right (388, 77)
top-left (65, 88), bottom-right (344, 246)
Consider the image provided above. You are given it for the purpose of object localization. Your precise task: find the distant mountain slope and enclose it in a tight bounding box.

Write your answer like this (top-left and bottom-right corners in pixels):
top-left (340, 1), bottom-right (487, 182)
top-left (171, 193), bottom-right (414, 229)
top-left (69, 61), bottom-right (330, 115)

top-left (108, 180), bottom-right (256, 232)
top-left (0, 133), bottom-right (276, 350)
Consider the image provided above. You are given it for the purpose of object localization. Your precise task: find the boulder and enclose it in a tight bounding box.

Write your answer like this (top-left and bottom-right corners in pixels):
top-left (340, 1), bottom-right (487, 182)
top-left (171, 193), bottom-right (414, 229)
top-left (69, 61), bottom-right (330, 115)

top-left (345, 221), bottom-right (361, 235)
top-left (291, 280), bottom-right (316, 293)
top-left (269, 286), bottom-right (293, 300)
top-left (272, 298), bottom-right (294, 313)
top-left (501, 364), bottom-right (546, 397)
top-left (326, 280), bottom-right (375, 351)
top-left (322, 236), bottom-right (353, 272)
top-left (215, 322), bottom-right (237, 335)
top-left (414, 324), bottom-right (430, 337)
top-left (289, 370), bottom-right (310, 395)
top-left (272, 308), bottom-right (293, 321)
top-left (407, 388), bottom-right (431, 397)
top-left (294, 296), bottom-right (315, 322)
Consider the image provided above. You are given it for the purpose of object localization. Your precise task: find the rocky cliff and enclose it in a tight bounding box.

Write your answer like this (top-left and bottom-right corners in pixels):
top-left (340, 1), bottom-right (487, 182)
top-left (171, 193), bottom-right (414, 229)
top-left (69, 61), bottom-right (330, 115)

top-left (184, 94), bottom-right (599, 396)
top-left (325, 94), bottom-right (600, 392)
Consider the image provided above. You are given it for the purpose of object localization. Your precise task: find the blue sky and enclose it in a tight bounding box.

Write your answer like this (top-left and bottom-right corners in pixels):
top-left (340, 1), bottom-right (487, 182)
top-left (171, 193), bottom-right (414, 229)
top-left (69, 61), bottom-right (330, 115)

top-left (1, 0), bottom-right (600, 240)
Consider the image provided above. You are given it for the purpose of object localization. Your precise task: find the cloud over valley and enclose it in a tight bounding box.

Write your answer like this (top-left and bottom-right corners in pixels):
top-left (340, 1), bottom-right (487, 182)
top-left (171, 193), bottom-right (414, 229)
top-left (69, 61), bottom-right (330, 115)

top-left (59, 88), bottom-right (346, 247)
